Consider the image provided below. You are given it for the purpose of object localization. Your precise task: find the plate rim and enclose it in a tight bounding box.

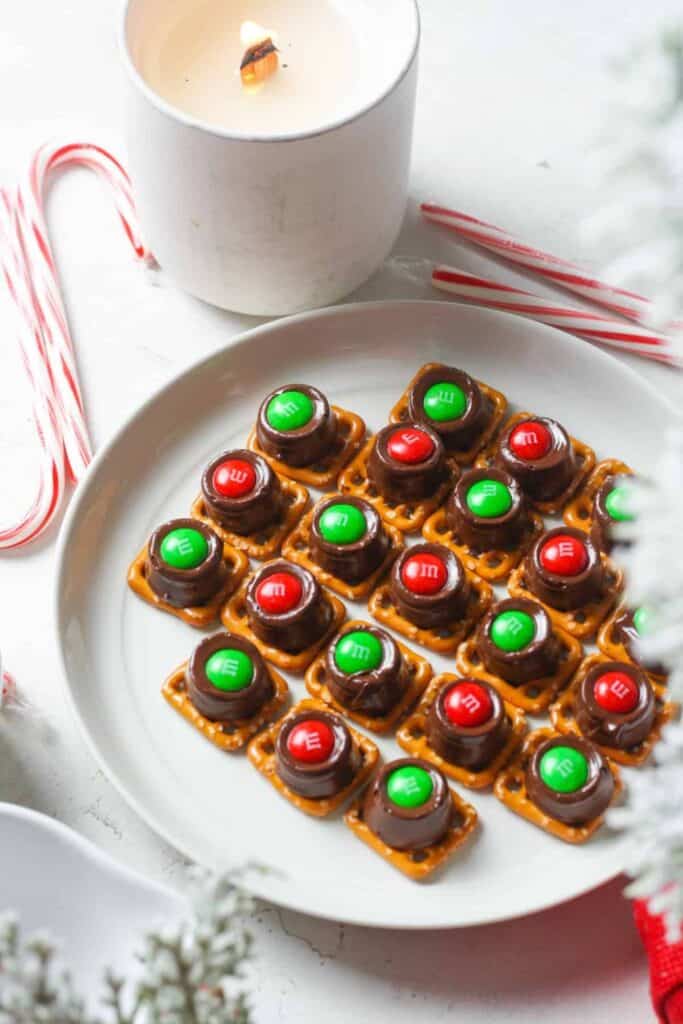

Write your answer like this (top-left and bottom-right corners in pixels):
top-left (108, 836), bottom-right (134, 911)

top-left (54, 299), bottom-right (662, 929)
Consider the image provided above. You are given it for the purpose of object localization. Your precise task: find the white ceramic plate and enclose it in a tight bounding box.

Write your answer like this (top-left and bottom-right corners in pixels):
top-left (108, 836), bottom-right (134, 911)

top-left (0, 804), bottom-right (183, 1004)
top-left (55, 301), bottom-right (671, 929)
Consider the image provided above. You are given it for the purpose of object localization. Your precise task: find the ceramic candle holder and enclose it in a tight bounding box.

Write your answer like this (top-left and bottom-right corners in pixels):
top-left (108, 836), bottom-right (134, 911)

top-left (121, 0), bottom-right (420, 315)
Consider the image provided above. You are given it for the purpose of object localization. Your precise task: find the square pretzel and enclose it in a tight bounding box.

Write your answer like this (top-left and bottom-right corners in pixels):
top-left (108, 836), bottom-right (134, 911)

top-left (422, 505), bottom-right (545, 582)
top-left (549, 653), bottom-right (678, 767)
top-left (476, 411), bottom-right (596, 514)
top-left (455, 626), bottom-right (583, 714)
top-left (337, 436), bottom-right (458, 533)
top-left (396, 674), bottom-right (528, 789)
top-left (191, 476), bottom-right (309, 561)
top-left (282, 498), bottom-right (404, 601)
top-left (564, 459), bottom-right (633, 534)
top-left (389, 363), bottom-right (508, 465)
top-left (221, 579), bottom-right (346, 674)
top-left (247, 405), bottom-right (366, 489)
top-left (344, 789), bottom-right (478, 881)
top-left (597, 607), bottom-right (668, 683)
top-left (161, 661), bottom-right (289, 753)
top-left (304, 619), bottom-right (433, 734)
top-left (247, 698), bottom-right (379, 817)
top-left (493, 727), bottom-right (623, 844)
top-left (127, 542), bottom-right (249, 629)
top-left (507, 556), bottom-right (623, 642)
top-left (367, 571), bottom-right (492, 655)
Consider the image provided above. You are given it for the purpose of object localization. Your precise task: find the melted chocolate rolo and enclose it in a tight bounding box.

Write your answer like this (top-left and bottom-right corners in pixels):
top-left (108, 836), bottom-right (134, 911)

top-left (389, 542), bottom-right (470, 629)
top-left (256, 384), bottom-right (337, 467)
top-left (477, 597), bottom-right (560, 684)
top-left (446, 467), bottom-right (530, 552)
top-left (613, 608), bottom-right (667, 677)
top-left (590, 475), bottom-right (632, 555)
top-left (407, 364), bottom-right (491, 453)
top-left (426, 678), bottom-right (510, 770)
top-left (245, 559), bottom-right (332, 654)
top-left (367, 421), bottom-right (449, 503)
top-left (310, 496), bottom-right (390, 585)
top-left (362, 758), bottom-right (453, 850)
top-left (326, 624), bottom-right (408, 717)
top-left (147, 518), bottom-right (225, 608)
top-left (201, 449), bottom-right (283, 535)
top-left (525, 527), bottom-right (605, 612)
top-left (526, 735), bottom-right (614, 826)
top-left (575, 660), bottom-right (656, 750)
top-left (186, 632), bottom-right (273, 722)
top-left (495, 416), bottom-right (576, 502)
top-left (275, 710), bottom-right (359, 799)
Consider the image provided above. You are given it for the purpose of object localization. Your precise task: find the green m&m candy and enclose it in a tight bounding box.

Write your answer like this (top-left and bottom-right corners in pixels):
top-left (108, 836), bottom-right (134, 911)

top-left (539, 745), bottom-right (588, 793)
top-left (160, 527), bottom-right (208, 570)
top-left (334, 630), bottom-right (383, 675)
top-left (386, 764), bottom-right (434, 808)
top-left (266, 390), bottom-right (314, 432)
top-left (423, 381), bottom-right (467, 423)
top-left (634, 605), bottom-right (656, 637)
top-left (490, 609), bottom-right (535, 652)
top-left (318, 503), bottom-right (367, 545)
top-left (605, 484), bottom-right (635, 523)
top-left (466, 479), bottom-right (513, 518)
top-left (205, 649), bottom-right (254, 691)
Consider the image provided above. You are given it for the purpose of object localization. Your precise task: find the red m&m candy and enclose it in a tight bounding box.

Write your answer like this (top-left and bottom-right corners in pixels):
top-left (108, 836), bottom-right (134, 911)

top-left (593, 671), bottom-right (639, 714)
top-left (212, 458), bottom-right (256, 498)
top-left (443, 681), bottom-right (493, 727)
top-left (401, 553), bottom-right (448, 595)
top-left (387, 428), bottom-right (435, 465)
top-left (539, 534), bottom-right (588, 577)
top-left (509, 421), bottom-right (552, 461)
top-left (287, 719), bottom-right (335, 763)
top-left (255, 572), bottom-right (302, 615)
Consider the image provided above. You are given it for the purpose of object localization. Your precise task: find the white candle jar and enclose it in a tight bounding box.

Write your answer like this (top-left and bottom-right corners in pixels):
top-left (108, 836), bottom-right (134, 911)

top-left (121, 0), bottom-right (420, 316)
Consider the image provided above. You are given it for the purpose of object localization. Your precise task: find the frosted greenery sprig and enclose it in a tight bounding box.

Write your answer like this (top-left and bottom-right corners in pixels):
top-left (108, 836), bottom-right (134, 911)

top-left (607, 428), bottom-right (683, 941)
top-left (0, 870), bottom-right (253, 1024)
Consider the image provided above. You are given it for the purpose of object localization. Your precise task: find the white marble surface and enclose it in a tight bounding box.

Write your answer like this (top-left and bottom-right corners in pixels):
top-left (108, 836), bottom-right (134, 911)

top-left (0, 1), bottom-right (680, 1020)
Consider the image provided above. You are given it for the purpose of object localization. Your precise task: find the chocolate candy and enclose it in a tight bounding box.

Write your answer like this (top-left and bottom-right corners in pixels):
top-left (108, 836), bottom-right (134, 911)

top-left (368, 423), bottom-right (449, 503)
top-left (310, 496), bottom-right (390, 585)
top-left (407, 364), bottom-right (492, 453)
top-left (245, 560), bottom-right (332, 654)
top-left (575, 660), bottom-right (656, 750)
top-left (186, 632), bottom-right (273, 722)
top-left (496, 417), bottom-right (577, 502)
top-left (389, 543), bottom-right (470, 629)
top-left (590, 476), bottom-right (634, 554)
top-left (275, 709), bottom-right (360, 799)
top-left (477, 598), bottom-right (560, 684)
top-left (256, 385), bottom-right (337, 467)
top-left (446, 467), bottom-right (530, 552)
top-left (613, 606), bottom-right (666, 676)
top-left (146, 518), bottom-right (226, 607)
top-left (326, 624), bottom-right (408, 717)
top-left (426, 678), bottom-right (510, 770)
top-left (525, 528), bottom-right (605, 611)
top-left (201, 449), bottom-right (283, 535)
top-left (525, 735), bottom-right (614, 826)
top-left (362, 758), bottom-right (452, 850)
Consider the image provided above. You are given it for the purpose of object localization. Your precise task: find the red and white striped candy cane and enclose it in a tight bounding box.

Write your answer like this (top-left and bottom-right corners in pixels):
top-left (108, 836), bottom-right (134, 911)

top-left (422, 202), bottom-right (655, 325)
top-left (431, 265), bottom-right (678, 367)
top-left (0, 142), bottom-right (151, 550)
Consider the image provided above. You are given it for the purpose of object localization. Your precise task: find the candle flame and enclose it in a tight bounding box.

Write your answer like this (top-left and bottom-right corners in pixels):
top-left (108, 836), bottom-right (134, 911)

top-left (239, 21), bottom-right (279, 88)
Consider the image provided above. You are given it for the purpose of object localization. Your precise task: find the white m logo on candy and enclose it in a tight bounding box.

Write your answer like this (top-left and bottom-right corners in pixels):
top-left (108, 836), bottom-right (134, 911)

top-left (558, 542), bottom-right (575, 560)
top-left (348, 643), bottom-right (372, 663)
top-left (420, 564), bottom-right (441, 580)
top-left (518, 429), bottom-right (540, 446)
top-left (270, 582), bottom-right (286, 598)
top-left (227, 468), bottom-right (250, 484)
top-left (402, 432), bottom-right (422, 446)
top-left (303, 733), bottom-right (322, 752)
top-left (176, 538), bottom-right (194, 559)
top-left (556, 758), bottom-right (575, 780)
top-left (611, 680), bottom-right (631, 700)
top-left (461, 693), bottom-right (481, 714)
top-left (281, 400), bottom-right (299, 417)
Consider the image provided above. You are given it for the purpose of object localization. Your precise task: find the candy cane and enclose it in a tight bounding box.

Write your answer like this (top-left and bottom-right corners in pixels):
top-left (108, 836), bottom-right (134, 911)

top-left (0, 142), bottom-right (151, 550)
top-left (422, 202), bottom-right (656, 325)
top-left (432, 265), bottom-right (679, 367)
